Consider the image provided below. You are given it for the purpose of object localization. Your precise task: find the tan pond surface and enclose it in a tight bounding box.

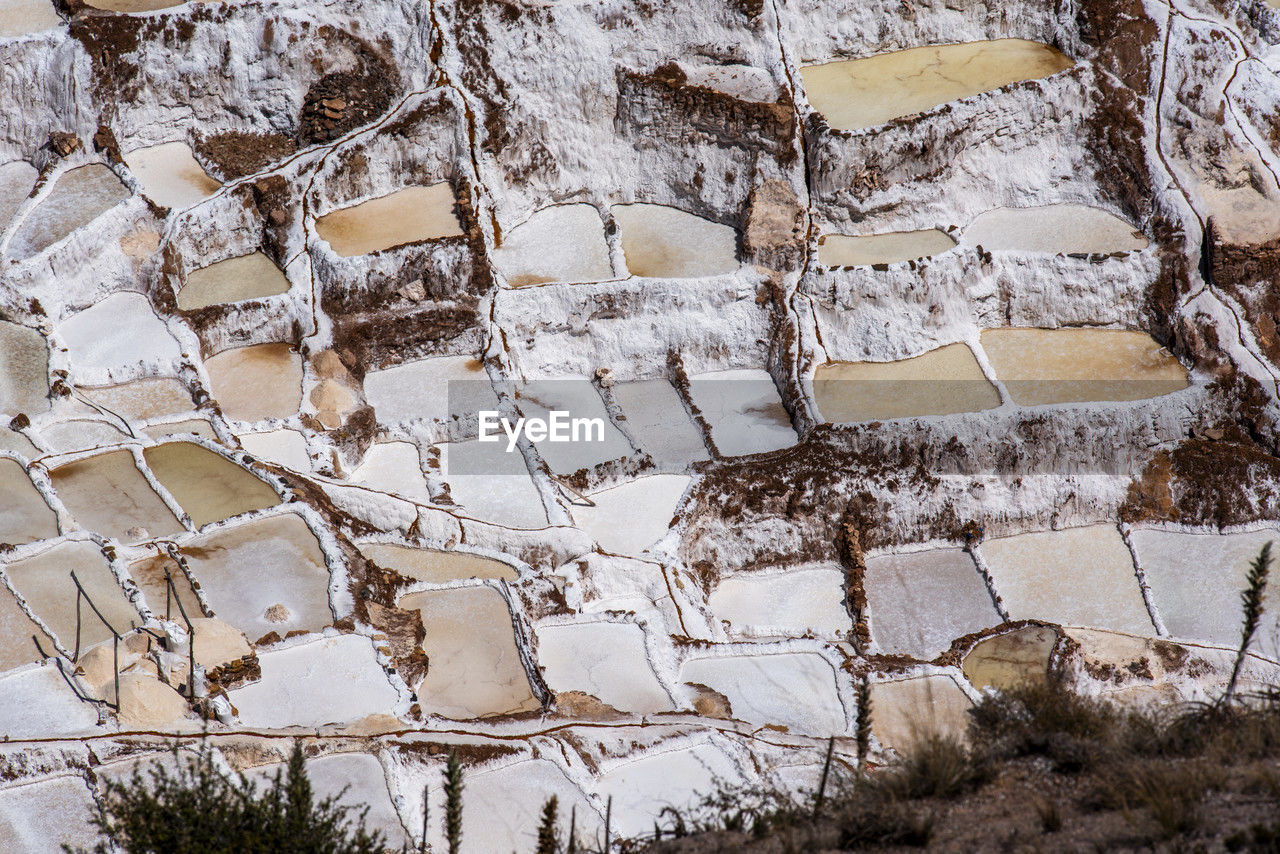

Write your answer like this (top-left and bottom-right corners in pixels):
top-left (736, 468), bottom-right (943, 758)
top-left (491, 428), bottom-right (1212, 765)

top-left (612, 203), bottom-right (738, 278)
top-left (0, 587), bottom-right (53, 673)
top-left (204, 342), bottom-right (303, 422)
top-left (4, 541), bottom-right (139, 647)
top-left (357, 543), bottom-right (517, 583)
top-left (0, 0), bottom-right (60, 38)
top-left (84, 0), bottom-right (186, 10)
top-left (8, 164), bottom-right (130, 261)
top-left (962, 626), bottom-right (1057, 691)
top-left (0, 458), bottom-right (57, 544)
top-left (315, 183), bottom-right (463, 257)
top-left (179, 252), bottom-right (291, 311)
top-left (82, 377), bottom-right (192, 422)
top-left (123, 142), bottom-right (221, 210)
top-left (814, 343), bottom-right (1000, 422)
top-left (817, 229), bottom-right (956, 266)
top-left (0, 321), bottom-right (50, 416)
top-left (979, 328), bottom-right (1189, 405)
top-left (493, 203), bottom-right (614, 286)
top-left (870, 675), bottom-right (974, 749)
top-left (126, 552), bottom-right (204, 620)
top-left (144, 441), bottom-right (279, 527)
top-left (0, 161), bottom-right (37, 231)
top-left (400, 586), bottom-right (539, 719)
top-left (50, 450), bottom-right (182, 542)
top-left (801, 39), bottom-right (1074, 131)
top-left (963, 205), bottom-right (1148, 254)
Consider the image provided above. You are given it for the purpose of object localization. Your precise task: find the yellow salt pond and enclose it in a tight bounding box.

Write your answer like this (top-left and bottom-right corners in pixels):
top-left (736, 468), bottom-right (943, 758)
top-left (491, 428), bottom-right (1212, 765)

top-left (178, 252), bottom-right (291, 311)
top-left (204, 342), bottom-right (303, 421)
top-left (50, 450), bottom-right (183, 542)
top-left (961, 626), bottom-right (1057, 691)
top-left (817, 229), bottom-right (956, 266)
top-left (612, 203), bottom-right (738, 278)
top-left (801, 39), bottom-right (1074, 131)
top-left (814, 343), bottom-right (1000, 422)
top-left (0, 0), bottom-right (59, 40)
top-left (143, 441), bottom-right (279, 527)
top-left (980, 328), bottom-right (1189, 405)
top-left (122, 141), bottom-right (221, 210)
top-left (963, 205), bottom-right (1148, 254)
top-left (315, 183), bottom-right (463, 257)
top-left (357, 543), bottom-right (517, 583)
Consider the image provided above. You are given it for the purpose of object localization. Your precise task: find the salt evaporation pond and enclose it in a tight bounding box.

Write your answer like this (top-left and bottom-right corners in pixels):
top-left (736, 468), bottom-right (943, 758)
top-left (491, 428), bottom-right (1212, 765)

top-left (315, 183), bottom-right (463, 257)
top-left (864, 548), bottom-right (1002, 658)
top-left (204, 342), bottom-right (303, 421)
top-left (611, 378), bottom-right (709, 469)
top-left (612, 203), bottom-right (738, 278)
top-left (0, 775), bottom-right (98, 854)
top-left (593, 742), bottom-right (744, 839)
top-left (7, 164), bottom-right (129, 261)
top-left (1129, 527), bottom-right (1280, 660)
top-left (0, 459), bottom-right (55, 544)
top-left (536, 621), bottom-right (672, 714)
top-left (962, 626), bottom-right (1057, 691)
top-left (178, 252), bottom-right (290, 311)
top-left (126, 551), bottom-right (203, 620)
top-left (981, 525), bottom-right (1155, 635)
top-left (980, 328), bottom-right (1189, 405)
top-left (0, 321), bottom-right (50, 415)
top-left (814, 343), bottom-right (1000, 423)
top-left (0, 587), bottom-right (53, 672)
top-left (38, 419), bottom-right (129, 453)
top-left (351, 441), bottom-right (431, 503)
top-left (143, 418), bottom-right (216, 442)
top-left (364, 354), bottom-right (493, 425)
top-left (517, 378), bottom-right (632, 474)
top-left (143, 441), bottom-right (280, 527)
top-left (801, 39), bottom-right (1074, 131)
top-left (176, 514), bottom-right (332, 639)
top-left (687, 368), bottom-right (797, 456)
top-left (122, 142), bottom-right (221, 210)
top-left (870, 675), bottom-right (974, 749)
top-left (83, 377), bottom-right (192, 422)
top-left (357, 543), bottom-right (517, 583)
top-left (438, 439), bottom-right (548, 529)
top-left (0, 0), bottom-right (60, 38)
top-left (963, 205), bottom-right (1148, 253)
top-left (493, 203), bottom-right (614, 286)
top-left (4, 540), bottom-right (139, 647)
top-left (572, 474), bottom-right (690, 555)
top-left (399, 585), bottom-right (539, 719)
top-left (50, 450), bottom-right (182, 542)
top-left (0, 161), bottom-right (37, 230)
top-left (58, 293), bottom-right (182, 376)
top-left (817, 229), bottom-right (956, 266)
top-left (708, 565), bottom-right (849, 639)
top-left (84, 0), bottom-right (186, 10)
top-left (238, 429), bottom-right (310, 471)
top-left (680, 652), bottom-right (846, 736)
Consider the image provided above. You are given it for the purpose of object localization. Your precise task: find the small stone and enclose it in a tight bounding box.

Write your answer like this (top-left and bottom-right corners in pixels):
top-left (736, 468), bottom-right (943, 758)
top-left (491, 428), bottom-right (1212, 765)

top-left (594, 367), bottom-right (615, 388)
top-left (263, 603), bottom-right (291, 623)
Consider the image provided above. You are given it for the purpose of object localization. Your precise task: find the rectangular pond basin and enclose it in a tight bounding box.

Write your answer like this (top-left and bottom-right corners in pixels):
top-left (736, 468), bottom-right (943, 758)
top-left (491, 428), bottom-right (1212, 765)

top-left (315, 183), bottom-right (463, 257)
top-left (398, 585), bottom-right (539, 719)
top-left (814, 343), bottom-right (1001, 423)
top-left (364, 354), bottom-right (494, 428)
top-left (0, 458), bottom-right (57, 544)
top-left (612, 203), bottom-right (738, 278)
top-left (143, 441), bottom-right (279, 527)
top-left (175, 513), bottom-right (331, 642)
top-left (0, 320), bottom-right (50, 416)
top-left (687, 368), bottom-right (797, 456)
top-left (0, 775), bottom-right (99, 854)
top-left (611, 378), bottom-right (709, 469)
top-left (178, 252), bottom-right (291, 311)
top-left (801, 39), bottom-right (1074, 131)
top-left (818, 229), bottom-right (956, 266)
top-left (238, 429), bottom-right (310, 471)
top-left (709, 564), bottom-right (850, 639)
top-left (680, 652), bottom-right (846, 736)
top-left (122, 141), bottom-right (221, 211)
top-left (1129, 527), bottom-right (1280, 660)
top-left (0, 161), bottom-right (37, 230)
top-left (7, 164), bottom-right (130, 261)
top-left (58, 292), bottom-right (182, 375)
top-left (4, 540), bottom-right (139, 647)
top-left (870, 675), bottom-right (974, 750)
top-left (356, 543), bottom-right (516, 584)
top-left (126, 551), bottom-right (204, 621)
top-left (517, 378), bottom-right (633, 475)
top-left (571, 474), bottom-right (690, 556)
top-left (50, 449), bottom-right (183, 542)
top-left (593, 742), bottom-right (744, 839)
top-left (82, 377), bottom-right (193, 422)
top-left (351, 441), bottom-right (431, 503)
top-left (438, 440), bottom-right (548, 529)
top-left (0, 586), bottom-right (55, 674)
top-left (979, 328), bottom-right (1189, 405)
top-left (980, 525), bottom-right (1154, 635)
top-left (493, 203), bottom-right (614, 286)
top-left (962, 205), bottom-right (1148, 254)
top-left (864, 548), bottom-right (1002, 658)
top-left (962, 626), bottom-right (1057, 692)
top-left (204, 342), bottom-right (303, 422)
top-left (535, 621), bottom-right (672, 714)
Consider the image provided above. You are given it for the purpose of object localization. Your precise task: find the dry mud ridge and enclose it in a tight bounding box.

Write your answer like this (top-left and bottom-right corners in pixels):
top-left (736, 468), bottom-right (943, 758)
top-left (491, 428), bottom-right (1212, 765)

top-left (5, 0), bottom-right (1280, 849)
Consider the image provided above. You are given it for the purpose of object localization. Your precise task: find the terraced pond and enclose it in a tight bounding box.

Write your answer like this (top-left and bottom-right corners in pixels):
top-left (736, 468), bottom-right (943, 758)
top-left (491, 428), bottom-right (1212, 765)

top-left (814, 343), bottom-right (1000, 422)
top-left (817, 229), bottom-right (956, 266)
top-left (801, 39), bottom-right (1074, 131)
top-left (612, 203), bottom-right (738, 278)
top-left (7, 164), bottom-right (129, 261)
top-left (122, 141), bottom-right (221, 210)
top-left (179, 252), bottom-right (290, 310)
top-left (315, 183), bottom-right (463, 257)
top-left (963, 205), bottom-right (1148, 253)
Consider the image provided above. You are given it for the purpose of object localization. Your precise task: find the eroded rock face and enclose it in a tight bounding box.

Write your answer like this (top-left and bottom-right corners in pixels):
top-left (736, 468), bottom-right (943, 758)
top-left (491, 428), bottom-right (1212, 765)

top-left (4, 0), bottom-right (1280, 846)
